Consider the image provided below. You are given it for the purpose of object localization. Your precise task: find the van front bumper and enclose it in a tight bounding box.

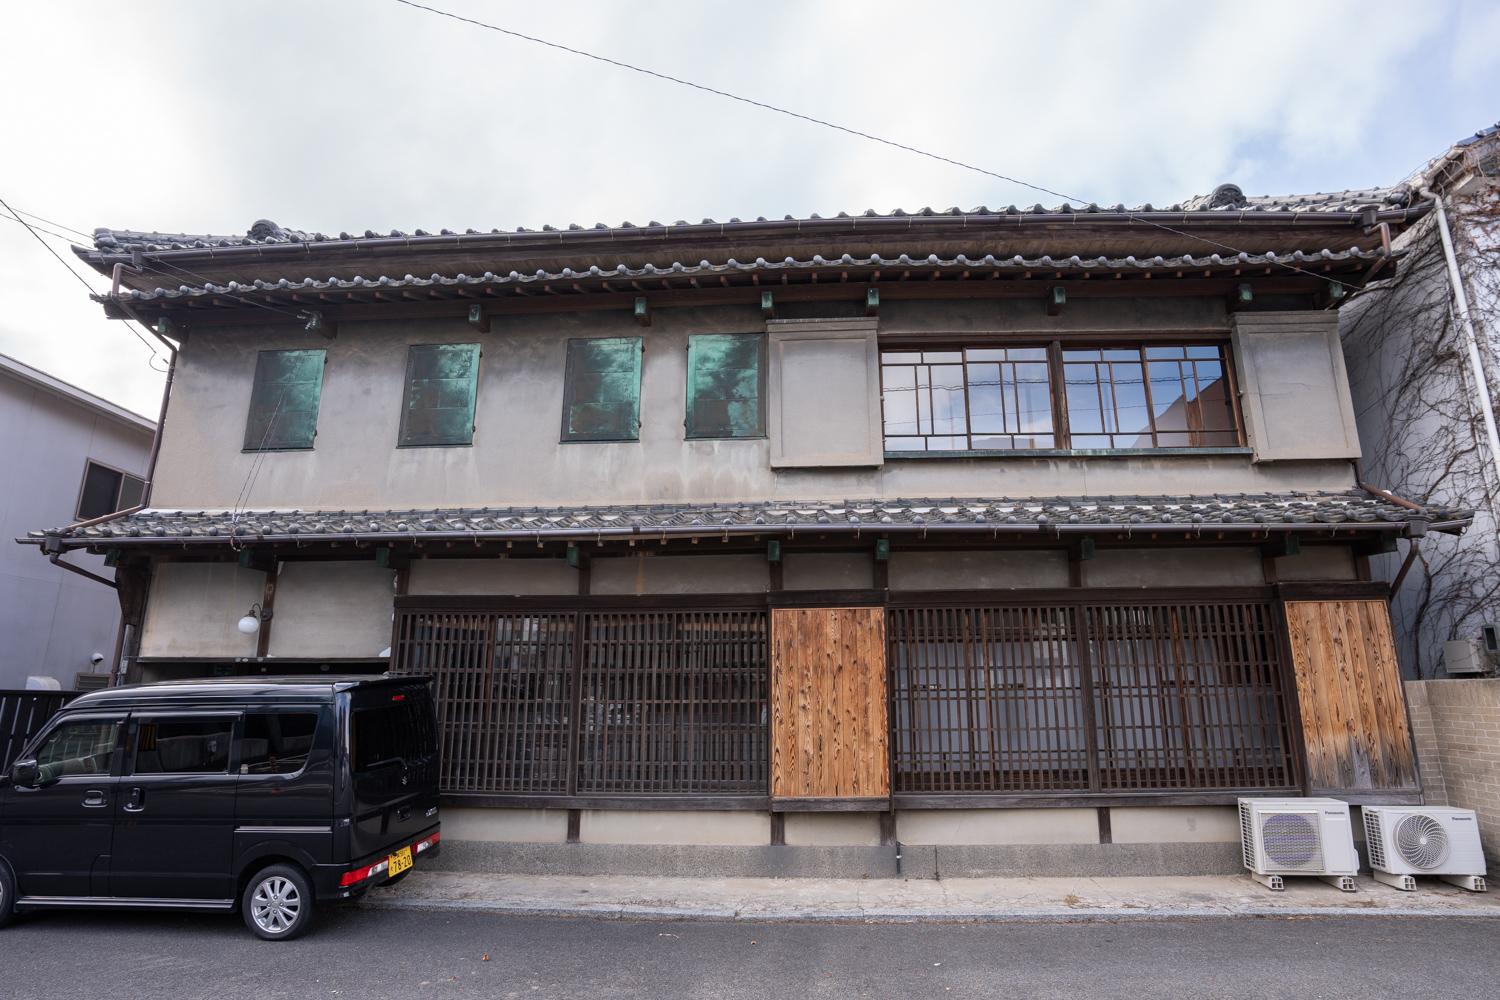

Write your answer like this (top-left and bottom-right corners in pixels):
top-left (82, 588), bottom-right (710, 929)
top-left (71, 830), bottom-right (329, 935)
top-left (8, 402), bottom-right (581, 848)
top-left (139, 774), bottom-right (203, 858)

top-left (316, 824), bottom-right (441, 901)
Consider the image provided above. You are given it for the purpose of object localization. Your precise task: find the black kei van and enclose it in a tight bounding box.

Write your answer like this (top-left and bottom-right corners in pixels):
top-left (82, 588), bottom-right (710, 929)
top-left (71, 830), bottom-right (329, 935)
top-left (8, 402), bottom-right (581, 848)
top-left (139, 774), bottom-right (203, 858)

top-left (0, 676), bottom-right (440, 940)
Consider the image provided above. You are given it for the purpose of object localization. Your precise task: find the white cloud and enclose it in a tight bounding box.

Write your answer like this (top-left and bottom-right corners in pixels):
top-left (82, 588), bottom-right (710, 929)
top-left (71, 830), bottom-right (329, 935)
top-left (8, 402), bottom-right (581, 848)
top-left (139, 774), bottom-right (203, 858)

top-left (0, 0), bottom-right (1493, 416)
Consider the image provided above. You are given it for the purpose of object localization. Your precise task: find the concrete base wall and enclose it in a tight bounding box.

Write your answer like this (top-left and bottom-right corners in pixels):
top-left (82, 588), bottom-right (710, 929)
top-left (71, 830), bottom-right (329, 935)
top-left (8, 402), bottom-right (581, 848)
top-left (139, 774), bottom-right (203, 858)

top-left (433, 804), bottom-right (1247, 877)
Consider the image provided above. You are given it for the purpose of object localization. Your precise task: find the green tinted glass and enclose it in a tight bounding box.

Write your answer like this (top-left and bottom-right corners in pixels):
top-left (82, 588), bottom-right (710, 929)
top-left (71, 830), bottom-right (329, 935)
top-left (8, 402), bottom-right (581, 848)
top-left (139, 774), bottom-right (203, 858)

top-left (562, 337), bottom-right (642, 441)
top-left (243, 349), bottom-right (326, 451)
top-left (399, 343), bottom-right (480, 447)
top-left (686, 333), bottom-right (764, 438)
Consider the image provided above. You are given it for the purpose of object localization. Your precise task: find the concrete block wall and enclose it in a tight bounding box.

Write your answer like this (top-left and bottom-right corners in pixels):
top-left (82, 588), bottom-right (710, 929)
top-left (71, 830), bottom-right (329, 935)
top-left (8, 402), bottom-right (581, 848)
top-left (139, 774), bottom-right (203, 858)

top-left (1406, 679), bottom-right (1500, 860)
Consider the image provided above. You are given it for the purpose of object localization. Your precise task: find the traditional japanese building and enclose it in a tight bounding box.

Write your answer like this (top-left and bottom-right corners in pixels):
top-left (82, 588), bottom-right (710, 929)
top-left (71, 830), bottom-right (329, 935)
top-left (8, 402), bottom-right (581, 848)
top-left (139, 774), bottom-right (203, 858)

top-left (24, 191), bottom-right (1471, 876)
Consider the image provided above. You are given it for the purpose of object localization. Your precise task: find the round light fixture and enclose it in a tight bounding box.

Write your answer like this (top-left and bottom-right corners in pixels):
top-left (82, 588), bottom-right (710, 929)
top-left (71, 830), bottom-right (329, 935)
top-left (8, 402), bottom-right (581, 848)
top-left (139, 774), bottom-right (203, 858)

top-left (237, 604), bottom-right (262, 635)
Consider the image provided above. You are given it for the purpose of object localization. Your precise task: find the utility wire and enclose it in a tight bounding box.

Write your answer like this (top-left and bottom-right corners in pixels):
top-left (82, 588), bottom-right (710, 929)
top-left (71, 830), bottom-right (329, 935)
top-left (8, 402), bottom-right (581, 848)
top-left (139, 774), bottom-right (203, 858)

top-left (6, 206), bottom-right (94, 242)
top-left (389, 0), bottom-right (1373, 292)
top-left (0, 192), bottom-right (171, 370)
top-left (1, 212), bottom-right (88, 244)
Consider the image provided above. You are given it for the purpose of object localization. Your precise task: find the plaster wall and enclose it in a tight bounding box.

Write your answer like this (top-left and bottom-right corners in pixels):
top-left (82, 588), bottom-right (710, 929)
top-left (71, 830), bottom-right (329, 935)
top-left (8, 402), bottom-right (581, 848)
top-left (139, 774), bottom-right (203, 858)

top-left (1084, 547), bottom-right (1263, 588)
top-left (139, 562), bottom-right (265, 659)
top-left (783, 813), bottom-right (883, 847)
top-left (781, 553), bottom-right (872, 590)
top-left (1108, 806), bottom-right (1239, 844)
top-left (1232, 311), bottom-right (1362, 462)
top-left (441, 807), bottom-right (569, 844)
top-left (0, 372), bottom-right (152, 688)
top-left (888, 549), bottom-right (1070, 589)
top-left (264, 561), bottom-right (394, 658)
top-left (146, 299), bottom-right (1358, 513)
top-left (896, 808), bottom-right (1098, 845)
top-left (579, 809), bottom-right (771, 845)
top-left (1272, 545), bottom-right (1359, 581)
top-left (590, 553), bottom-right (768, 595)
top-left (406, 557), bottom-right (577, 595)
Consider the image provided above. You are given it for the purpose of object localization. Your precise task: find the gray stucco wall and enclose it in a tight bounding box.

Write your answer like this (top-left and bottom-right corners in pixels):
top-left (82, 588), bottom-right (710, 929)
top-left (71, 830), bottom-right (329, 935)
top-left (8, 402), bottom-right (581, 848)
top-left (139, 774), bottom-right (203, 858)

top-left (146, 299), bottom-right (1358, 513)
top-left (0, 372), bottom-right (152, 688)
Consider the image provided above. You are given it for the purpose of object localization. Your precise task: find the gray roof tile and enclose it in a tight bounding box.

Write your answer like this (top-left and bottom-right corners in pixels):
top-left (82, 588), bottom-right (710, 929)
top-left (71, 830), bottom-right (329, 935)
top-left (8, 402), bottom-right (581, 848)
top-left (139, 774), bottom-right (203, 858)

top-left (30, 492), bottom-right (1470, 547)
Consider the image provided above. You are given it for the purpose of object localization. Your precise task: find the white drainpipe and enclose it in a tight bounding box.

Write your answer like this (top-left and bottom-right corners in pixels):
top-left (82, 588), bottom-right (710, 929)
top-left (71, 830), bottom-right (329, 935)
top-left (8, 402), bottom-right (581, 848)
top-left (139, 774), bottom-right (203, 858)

top-left (1424, 187), bottom-right (1500, 496)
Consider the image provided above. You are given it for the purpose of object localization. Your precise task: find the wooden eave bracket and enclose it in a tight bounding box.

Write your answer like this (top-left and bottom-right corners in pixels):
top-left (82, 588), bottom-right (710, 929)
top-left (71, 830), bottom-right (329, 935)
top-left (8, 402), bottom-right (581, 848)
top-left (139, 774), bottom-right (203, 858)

top-left (467, 303), bottom-right (491, 333)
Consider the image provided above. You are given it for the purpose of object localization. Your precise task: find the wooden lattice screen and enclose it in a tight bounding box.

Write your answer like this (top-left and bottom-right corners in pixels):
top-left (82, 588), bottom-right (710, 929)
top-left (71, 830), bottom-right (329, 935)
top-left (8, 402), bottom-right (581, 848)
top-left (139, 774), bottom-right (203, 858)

top-left (392, 607), bottom-right (767, 796)
top-left (886, 598), bottom-right (1298, 795)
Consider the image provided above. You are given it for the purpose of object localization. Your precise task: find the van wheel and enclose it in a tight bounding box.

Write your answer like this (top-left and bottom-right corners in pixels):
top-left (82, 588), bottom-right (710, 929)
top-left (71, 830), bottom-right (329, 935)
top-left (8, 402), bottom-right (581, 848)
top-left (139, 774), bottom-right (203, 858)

top-left (0, 863), bottom-right (15, 928)
top-left (243, 864), bottom-right (314, 941)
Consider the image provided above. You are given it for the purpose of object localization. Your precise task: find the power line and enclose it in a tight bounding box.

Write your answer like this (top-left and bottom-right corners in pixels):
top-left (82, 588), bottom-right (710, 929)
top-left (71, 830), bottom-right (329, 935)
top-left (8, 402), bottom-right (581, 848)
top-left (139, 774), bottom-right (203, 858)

top-left (0, 211), bottom-right (87, 244)
top-left (0, 192), bottom-right (172, 370)
top-left (5, 206), bottom-right (94, 242)
top-left (389, 0), bottom-right (1371, 292)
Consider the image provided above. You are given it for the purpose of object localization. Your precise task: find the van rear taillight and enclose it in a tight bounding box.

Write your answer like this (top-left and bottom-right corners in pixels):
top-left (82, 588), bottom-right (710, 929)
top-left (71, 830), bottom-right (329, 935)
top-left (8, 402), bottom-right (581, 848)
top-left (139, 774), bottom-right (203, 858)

top-left (339, 857), bottom-right (390, 887)
top-left (414, 831), bottom-right (440, 853)
top-left (391, 693), bottom-right (406, 702)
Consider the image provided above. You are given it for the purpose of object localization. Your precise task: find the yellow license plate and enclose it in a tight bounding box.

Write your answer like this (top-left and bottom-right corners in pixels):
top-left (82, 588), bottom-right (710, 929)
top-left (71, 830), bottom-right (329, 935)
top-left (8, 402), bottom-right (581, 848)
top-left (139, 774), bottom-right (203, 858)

top-left (388, 846), bottom-right (413, 878)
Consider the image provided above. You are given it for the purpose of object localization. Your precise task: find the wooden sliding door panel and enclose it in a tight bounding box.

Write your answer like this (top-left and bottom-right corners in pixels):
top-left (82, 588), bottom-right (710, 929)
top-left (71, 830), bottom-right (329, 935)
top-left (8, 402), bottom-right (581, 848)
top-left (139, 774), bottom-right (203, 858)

top-left (770, 606), bottom-right (889, 800)
top-left (1285, 599), bottom-right (1415, 792)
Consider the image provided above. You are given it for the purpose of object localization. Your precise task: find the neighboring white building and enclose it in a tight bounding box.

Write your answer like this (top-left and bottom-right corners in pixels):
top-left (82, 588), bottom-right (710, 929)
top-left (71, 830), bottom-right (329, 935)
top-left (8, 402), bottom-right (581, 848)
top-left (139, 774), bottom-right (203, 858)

top-left (0, 352), bottom-right (154, 690)
top-left (1342, 123), bottom-right (1500, 678)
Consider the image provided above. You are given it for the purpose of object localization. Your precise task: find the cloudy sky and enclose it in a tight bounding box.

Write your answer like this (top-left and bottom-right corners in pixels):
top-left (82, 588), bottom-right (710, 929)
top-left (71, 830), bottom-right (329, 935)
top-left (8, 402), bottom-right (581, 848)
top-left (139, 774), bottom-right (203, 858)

top-left (2, 0), bottom-right (1497, 418)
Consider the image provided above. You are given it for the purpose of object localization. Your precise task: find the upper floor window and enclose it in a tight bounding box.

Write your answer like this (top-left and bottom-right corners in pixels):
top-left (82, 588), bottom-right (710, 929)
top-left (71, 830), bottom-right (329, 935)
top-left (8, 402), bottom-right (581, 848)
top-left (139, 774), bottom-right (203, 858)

top-left (398, 343), bottom-right (480, 447)
top-left (561, 337), bottom-right (642, 442)
top-left (880, 342), bottom-right (1241, 453)
top-left (243, 348), bottom-right (327, 451)
top-left (685, 333), bottom-right (765, 439)
top-left (76, 460), bottom-right (145, 520)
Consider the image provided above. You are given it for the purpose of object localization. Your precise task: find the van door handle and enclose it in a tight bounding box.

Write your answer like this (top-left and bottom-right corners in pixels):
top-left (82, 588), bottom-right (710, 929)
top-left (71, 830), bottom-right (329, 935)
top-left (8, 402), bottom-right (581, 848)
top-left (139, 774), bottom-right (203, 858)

top-left (82, 789), bottom-right (107, 808)
top-left (123, 786), bottom-right (146, 812)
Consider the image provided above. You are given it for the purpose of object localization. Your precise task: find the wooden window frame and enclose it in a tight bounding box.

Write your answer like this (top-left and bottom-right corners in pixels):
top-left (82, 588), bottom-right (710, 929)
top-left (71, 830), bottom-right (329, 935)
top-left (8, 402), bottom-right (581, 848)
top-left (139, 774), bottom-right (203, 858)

top-left (242, 348), bottom-right (327, 453)
top-left (684, 332), bottom-right (768, 440)
top-left (878, 337), bottom-right (1246, 457)
top-left (397, 343), bottom-right (481, 449)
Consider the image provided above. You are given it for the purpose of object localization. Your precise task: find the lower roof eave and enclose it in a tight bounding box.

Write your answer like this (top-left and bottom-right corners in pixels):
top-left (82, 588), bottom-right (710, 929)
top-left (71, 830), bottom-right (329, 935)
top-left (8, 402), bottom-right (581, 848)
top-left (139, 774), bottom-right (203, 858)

top-left (21, 518), bottom-right (1437, 553)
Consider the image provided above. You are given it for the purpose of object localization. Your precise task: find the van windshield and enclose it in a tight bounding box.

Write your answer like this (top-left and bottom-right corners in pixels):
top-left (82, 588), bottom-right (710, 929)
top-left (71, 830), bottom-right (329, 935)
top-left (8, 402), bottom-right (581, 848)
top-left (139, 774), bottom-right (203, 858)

top-left (352, 690), bottom-right (435, 772)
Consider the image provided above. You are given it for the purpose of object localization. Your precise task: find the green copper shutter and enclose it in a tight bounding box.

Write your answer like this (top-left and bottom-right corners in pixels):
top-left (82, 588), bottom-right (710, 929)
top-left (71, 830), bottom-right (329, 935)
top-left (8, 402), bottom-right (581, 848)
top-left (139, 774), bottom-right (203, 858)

top-left (561, 337), bottom-right (642, 441)
top-left (243, 349), bottom-right (326, 451)
top-left (686, 333), bottom-right (765, 438)
top-left (399, 343), bottom-right (480, 447)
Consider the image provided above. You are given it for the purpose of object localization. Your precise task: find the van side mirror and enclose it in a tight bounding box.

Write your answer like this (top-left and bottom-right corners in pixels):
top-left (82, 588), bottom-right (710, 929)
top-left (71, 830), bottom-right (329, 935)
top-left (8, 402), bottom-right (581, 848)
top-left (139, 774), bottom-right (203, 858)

top-left (11, 759), bottom-right (39, 788)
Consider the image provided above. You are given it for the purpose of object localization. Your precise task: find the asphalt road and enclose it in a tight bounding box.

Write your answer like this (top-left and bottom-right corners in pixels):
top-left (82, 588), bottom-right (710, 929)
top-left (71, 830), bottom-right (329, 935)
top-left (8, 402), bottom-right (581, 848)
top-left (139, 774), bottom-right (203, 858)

top-left (1, 905), bottom-right (1496, 999)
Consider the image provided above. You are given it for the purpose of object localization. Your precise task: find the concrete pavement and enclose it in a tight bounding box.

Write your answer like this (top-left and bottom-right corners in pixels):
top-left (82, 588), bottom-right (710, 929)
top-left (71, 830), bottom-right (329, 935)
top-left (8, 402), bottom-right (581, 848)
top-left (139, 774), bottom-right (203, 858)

top-left (364, 869), bottom-right (1500, 922)
top-left (2, 907), bottom-right (1497, 999)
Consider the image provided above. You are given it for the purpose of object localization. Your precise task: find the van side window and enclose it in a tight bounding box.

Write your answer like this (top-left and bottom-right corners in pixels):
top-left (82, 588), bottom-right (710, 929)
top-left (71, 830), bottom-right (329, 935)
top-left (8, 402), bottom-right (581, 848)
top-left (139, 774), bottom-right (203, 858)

top-left (34, 720), bottom-right (118, 782)
top-left (132, 718), bottom-right (233, 775)
top-left (240, 713), bottom-right (319, 775)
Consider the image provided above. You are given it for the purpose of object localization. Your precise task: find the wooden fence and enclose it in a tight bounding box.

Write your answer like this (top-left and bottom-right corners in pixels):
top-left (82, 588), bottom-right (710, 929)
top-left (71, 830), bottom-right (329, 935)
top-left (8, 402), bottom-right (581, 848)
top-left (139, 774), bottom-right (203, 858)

top-left (0, 690), bottom-right (78, 772)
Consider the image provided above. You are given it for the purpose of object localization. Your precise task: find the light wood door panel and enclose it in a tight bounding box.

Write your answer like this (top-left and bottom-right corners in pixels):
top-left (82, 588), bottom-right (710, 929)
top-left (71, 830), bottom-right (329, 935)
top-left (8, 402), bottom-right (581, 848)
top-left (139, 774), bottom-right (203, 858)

top-left (1285, 599), bottom-right (1416, 792)
top-left (770, 606), bottom-right (890, 800)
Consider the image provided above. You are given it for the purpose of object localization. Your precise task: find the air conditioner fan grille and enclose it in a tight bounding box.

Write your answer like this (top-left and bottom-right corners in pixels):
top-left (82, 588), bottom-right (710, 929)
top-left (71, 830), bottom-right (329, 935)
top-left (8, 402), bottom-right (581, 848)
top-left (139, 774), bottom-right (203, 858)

top-left (1394, 813), bottom-right (1450, 870)
top-left (1261, 812), bottom-right (1323, 870)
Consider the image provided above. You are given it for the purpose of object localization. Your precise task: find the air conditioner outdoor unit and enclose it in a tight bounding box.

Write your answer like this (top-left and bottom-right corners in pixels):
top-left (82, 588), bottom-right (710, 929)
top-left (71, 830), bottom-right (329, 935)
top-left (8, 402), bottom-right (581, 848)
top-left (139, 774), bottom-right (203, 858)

top-left (1238, 797), bottom-right (1360, 891)
top-left (1363, 806), bottom-right (1488, 892)
top-left (1444, 638), bottom-right (1494, 676)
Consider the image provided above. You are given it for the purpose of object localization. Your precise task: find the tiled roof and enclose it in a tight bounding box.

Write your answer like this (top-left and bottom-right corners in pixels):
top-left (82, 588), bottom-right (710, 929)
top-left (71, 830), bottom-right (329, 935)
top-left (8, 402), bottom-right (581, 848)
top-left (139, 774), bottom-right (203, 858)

top-left (30, 492), bottom-right (1470, 548)
top-left (84, 189), bottom-right (1419, 255)
top-left (107, 247), bottom-right (1391, 305)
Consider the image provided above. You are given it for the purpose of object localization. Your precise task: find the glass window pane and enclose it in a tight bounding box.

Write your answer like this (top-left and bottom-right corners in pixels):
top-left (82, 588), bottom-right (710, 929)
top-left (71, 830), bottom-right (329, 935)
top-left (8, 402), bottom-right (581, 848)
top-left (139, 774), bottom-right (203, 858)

top-left (241, 713), bottom-right (319, 775)
top-left (1144, 345), bottom-right (1187, 360)
top-left (1194, 362), bottom-right (1236, 432)
top-left (133, 718), bottom-right (233, 775)
top-left (884, 437), bottom-right (926, 452)
top-left (76, 462), bottom-right (123, 520)
top-left (1063, 349), bottom-right (1101, 362)
top-left (400, 344), bottom-right (479, 447)
top-left (562, 338), bottom-right (642, 441)
top-left (921, 351), bottom-right (963, 363)
top-left (244, 349), bottom-right (326, 451)
top-left (687, 333), bottom-right (764, 438)
top-left (35, 721), bottom-right (118, 782)
top-left (966, 363), bottom-right (1005, 433)
top-left (1064, 363), bottom-right (1106, 434)
top-left (117, 475), bottom-right (146, 511)
top-left (1149, 360), bottom-right (1190, 431)
top-left (929, 365), bottom-right (967, 435)
top-left (1186, 345), bottom-right (1222, 360)
top-left (882, 366), bottom-right (920, 436)
top-left (881, 351), bottom-right (922, 364)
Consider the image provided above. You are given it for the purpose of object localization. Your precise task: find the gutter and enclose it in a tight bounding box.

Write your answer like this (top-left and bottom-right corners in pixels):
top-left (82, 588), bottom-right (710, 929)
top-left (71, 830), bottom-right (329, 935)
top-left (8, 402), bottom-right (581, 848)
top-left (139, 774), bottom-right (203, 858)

top-left (1423, 187), bottom-right (1500, 495)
